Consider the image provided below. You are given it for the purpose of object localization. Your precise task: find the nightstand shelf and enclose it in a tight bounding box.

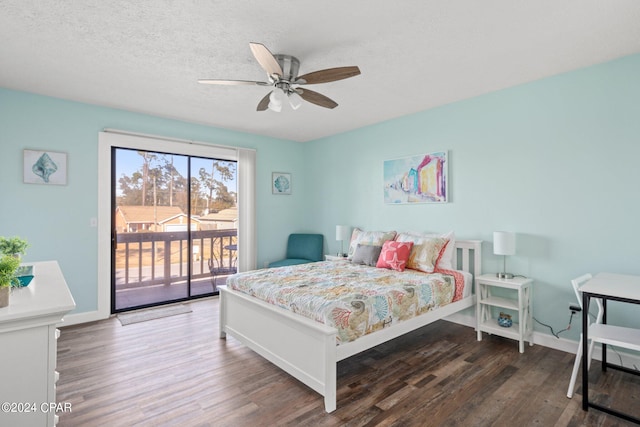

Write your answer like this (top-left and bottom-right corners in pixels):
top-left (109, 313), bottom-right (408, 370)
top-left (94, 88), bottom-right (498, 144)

top-left (478, 318), bottom-right (522, 340)
top-left (479, 295), bottom-right (518, 310)
top-left (476, 274), bottom-right (533, 353)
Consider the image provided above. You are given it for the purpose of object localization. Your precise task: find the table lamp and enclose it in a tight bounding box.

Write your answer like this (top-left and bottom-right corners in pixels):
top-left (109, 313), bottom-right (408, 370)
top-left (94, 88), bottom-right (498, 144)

top-left (336, 225), bottom-right (350, 257)
top-left (493, 231), bottom-right (515, 279)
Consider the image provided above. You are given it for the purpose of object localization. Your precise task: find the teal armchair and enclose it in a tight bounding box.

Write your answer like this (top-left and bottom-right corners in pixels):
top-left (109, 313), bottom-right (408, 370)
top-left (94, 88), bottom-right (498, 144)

top-left (268, 233), bottom-right (324, 268)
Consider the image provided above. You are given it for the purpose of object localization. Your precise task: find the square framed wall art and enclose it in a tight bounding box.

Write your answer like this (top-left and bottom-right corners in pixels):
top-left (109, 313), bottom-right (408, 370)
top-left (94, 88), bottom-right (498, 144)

top-left (272, 172), bottom-right (292, 195)
top-left (23, 149), bottom-right (68, 185)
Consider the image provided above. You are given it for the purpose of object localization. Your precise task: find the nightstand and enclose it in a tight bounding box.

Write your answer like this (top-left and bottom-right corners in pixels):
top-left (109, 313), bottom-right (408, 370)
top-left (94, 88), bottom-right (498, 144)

top-left (325, 255), bottom-right (348, 261)
top-left (476, 273), bottom-right (533, 353)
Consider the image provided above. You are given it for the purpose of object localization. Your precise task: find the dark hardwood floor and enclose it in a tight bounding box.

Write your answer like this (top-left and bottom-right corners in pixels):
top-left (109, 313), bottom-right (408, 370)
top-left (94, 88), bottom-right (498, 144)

top-left (56, 298), bottom-right (639, 426)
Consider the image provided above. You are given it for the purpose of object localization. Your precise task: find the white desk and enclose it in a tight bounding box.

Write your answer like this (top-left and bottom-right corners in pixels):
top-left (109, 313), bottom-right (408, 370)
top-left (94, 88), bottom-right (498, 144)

top-left (580, 273), bottom-right (640, 301)
top-left (580, 273), bottom-right (640, 424)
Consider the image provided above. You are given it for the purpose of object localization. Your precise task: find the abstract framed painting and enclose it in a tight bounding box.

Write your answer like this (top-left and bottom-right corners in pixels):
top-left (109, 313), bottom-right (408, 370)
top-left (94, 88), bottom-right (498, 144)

top-left (23, 149), bottom-right (68, 185)
top-left (272, 172), bottom-right (292, 195)
top-left (384, 151), bottom-right (448, 204)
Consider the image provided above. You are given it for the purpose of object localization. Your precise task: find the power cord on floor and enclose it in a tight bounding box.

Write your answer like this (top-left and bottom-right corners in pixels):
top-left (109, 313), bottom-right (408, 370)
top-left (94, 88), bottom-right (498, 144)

top-left (535, 304), bottom-right (587, 339)
top-left (536, 310), bottom-right (640, 371)
top-left (534, 310), bottom-right (577, 339)
top-left (609, 342), bottom-right (640, 371)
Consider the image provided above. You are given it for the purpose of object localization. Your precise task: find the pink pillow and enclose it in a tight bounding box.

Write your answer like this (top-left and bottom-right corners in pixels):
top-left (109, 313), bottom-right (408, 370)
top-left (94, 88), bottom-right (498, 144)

top-left (376, 241), bottom-right (414, 272)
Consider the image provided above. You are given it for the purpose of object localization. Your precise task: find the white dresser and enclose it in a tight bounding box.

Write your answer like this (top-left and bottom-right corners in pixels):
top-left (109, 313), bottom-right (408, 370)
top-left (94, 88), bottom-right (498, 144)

top-left (0, 261), bottom-right (76, 427)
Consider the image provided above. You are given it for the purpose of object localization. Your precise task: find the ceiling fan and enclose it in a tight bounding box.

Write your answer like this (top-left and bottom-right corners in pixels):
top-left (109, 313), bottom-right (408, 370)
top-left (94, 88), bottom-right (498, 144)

top-left (198, 42), bottom-right (361, 112)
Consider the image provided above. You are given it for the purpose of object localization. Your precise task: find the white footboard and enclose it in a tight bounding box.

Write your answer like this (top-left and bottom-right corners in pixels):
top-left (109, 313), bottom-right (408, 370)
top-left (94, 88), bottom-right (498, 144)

top-left (219, 286), bottom-right (339, 412)
top-left (219, 239), bottom-right (482, 413)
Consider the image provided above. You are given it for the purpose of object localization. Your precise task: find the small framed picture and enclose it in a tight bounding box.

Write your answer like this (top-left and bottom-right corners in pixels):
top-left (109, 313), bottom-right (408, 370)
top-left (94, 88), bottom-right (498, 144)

top-left (23, 149), bottom-right (68, 185)
top-left (272, 172), bottom-right (292, 195)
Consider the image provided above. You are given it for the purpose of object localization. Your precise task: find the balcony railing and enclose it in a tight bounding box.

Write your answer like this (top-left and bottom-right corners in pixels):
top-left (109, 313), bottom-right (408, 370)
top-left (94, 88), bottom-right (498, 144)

top-left (115, 229), bottom-right (237, 289)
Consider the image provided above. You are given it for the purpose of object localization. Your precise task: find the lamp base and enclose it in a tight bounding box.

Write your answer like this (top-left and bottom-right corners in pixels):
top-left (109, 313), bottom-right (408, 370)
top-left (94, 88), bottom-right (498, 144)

top-left (496, 272), bottom-right (514, 279)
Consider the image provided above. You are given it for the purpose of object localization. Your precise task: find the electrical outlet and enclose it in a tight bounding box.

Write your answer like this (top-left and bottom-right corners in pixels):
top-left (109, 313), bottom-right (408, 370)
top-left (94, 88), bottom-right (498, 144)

top-left (569, 303), bottom-right (582, 313)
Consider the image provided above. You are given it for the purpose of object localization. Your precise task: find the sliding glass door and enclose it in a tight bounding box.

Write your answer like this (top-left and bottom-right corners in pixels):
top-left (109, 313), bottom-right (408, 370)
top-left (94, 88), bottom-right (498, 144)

top-left (112, 147), bottom-right (237, 312)
top-left (190, 156), bottom-right (238, 297)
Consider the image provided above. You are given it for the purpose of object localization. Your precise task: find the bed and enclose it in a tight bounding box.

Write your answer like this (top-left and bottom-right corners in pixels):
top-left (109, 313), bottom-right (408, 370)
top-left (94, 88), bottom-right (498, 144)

top-left (218, 239), bottom-right (482, 412)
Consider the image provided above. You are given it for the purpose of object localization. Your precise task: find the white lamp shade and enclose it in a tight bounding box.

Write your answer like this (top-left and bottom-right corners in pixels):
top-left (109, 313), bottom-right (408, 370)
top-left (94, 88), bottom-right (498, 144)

top-left (493, 231), bottom-right (516, 255)
top-left (288, 92), bottom-right (302, 110)
top-left (268, 88), bottom-right (285, 112)
top-left (336, 225), bottom-right (350, 241)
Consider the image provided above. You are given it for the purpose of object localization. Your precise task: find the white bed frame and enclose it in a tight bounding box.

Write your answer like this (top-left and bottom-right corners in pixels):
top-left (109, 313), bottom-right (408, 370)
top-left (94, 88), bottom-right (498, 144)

top-left (218, 239), bottom-right (482, 412)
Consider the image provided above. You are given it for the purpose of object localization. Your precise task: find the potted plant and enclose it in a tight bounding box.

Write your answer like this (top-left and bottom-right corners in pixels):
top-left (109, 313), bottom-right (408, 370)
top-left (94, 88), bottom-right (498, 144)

top-left (0, 255), bottom-right (20, 308)
top-left (0, 236), bottom-right (29, 257)
top-left (0, 236), bottom-right (32, 288)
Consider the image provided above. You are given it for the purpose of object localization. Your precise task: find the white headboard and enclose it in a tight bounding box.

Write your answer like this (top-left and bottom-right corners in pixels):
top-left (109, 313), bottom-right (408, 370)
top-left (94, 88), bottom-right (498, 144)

top-left (453, 239), bottom-right (483, 277)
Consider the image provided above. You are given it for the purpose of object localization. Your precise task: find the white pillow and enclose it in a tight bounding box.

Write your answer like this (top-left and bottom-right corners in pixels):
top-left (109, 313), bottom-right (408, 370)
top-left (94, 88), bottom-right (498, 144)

top-left (395, 230), bottom-right (456, 271)
top-left (347, 228), bottom-right (397, 259)
top-left (395, 233), bottom-right (448, 273)
top-left (423, 231), bottom-right (456, 270)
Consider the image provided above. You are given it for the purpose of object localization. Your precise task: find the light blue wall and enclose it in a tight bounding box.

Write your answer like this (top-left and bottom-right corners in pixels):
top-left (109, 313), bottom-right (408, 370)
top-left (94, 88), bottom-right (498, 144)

top-left (3, 53), bottom-right (640, 341)
top-left (306, 53), bottom-right (640, 340)
top-left (0, 88), bottom-right (307, 314)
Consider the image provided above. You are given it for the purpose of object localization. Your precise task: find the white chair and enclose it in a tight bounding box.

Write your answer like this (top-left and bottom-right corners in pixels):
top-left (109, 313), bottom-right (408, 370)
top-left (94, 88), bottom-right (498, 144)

top-left (566, 274), bottom-right (602, 398)
top-left (567, 273), bottom-right (640, 398)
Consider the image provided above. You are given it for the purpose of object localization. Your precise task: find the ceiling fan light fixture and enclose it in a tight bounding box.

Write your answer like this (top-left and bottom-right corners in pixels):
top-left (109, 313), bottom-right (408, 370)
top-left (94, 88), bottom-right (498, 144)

top-left (267, 99), bottom-right (282, 112)
top-left (268, 88), bottom-right (285, 112)
top-left (288, 91), bottom-right (302, 110)
top-left (199, 42), bottom-right (361, 112)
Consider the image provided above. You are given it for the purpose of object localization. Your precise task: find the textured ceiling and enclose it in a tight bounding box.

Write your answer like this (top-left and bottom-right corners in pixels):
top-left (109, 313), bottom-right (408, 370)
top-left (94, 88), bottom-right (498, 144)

top-left (2, 1), bottom-right (640, 142)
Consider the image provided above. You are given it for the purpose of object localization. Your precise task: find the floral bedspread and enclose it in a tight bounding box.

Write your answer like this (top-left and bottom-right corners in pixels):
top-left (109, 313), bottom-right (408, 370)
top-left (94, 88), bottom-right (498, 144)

top-left (226, 261), bottom-right (464, 344)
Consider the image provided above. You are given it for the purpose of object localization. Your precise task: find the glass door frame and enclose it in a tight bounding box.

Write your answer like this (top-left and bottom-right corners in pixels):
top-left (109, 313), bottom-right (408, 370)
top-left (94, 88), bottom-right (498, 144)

top-left (111, 147), bottom-right (239, 313)
top-left (98, 131), bottom-right (243, 317)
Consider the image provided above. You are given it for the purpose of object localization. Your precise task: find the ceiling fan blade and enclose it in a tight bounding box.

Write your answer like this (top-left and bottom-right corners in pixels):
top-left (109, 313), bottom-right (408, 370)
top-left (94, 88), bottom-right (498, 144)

top-left (297, 88), bottom-right (338, 109)
top-left (249, 42), bottom-right (283, 78)
top-left (295, 66), bottom-right (361, 85)
top-left (198, 79), bottom-right (269, 86)
top-left (256, 92), bottom-right (272, 111)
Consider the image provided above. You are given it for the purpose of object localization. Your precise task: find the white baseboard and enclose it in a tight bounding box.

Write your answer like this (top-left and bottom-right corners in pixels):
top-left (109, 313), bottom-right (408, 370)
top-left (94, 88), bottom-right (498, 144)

top-left (445, 312), bottom-right (640, 369)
